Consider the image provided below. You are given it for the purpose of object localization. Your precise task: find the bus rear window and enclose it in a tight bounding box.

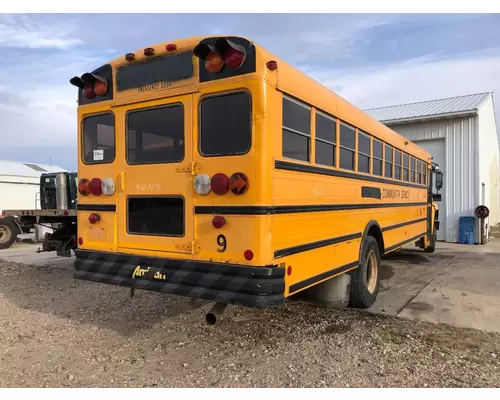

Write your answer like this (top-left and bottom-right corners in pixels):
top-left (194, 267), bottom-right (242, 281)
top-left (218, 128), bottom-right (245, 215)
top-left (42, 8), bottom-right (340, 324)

top-left (127, 105), bottom-right (184, 165)
top-left (82, 113), bottom-right (115, 164)
top-left (116, 52), bottom-right (193, 92)
top-left (199, 92), bottom-right (251, 156)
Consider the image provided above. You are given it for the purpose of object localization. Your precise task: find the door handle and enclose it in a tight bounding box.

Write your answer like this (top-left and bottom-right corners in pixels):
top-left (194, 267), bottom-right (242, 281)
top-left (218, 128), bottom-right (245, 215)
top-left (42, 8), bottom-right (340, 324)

top-left (120, 172), bottom-right (125, 191)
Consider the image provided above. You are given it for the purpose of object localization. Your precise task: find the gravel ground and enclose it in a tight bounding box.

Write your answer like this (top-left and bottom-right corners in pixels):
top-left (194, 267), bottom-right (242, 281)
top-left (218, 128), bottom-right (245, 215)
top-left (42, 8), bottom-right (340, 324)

top-left (1, 259), bottom-right (499, 388)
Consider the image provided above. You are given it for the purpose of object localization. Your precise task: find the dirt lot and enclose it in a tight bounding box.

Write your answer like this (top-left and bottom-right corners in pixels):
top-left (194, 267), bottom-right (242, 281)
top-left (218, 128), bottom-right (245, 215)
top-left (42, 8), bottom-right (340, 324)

top-left (1, 258), bottom-right (500, 388)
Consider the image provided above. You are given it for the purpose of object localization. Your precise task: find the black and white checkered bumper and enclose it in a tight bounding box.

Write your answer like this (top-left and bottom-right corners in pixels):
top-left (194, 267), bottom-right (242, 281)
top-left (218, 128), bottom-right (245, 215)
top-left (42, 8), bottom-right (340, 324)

top-left (73, 249), bottom-right (285, 307)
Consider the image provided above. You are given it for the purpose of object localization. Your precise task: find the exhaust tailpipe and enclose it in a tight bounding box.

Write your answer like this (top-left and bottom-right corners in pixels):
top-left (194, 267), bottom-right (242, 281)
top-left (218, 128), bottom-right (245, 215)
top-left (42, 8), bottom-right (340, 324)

top-left (205, 302), bottom-right (228, 325)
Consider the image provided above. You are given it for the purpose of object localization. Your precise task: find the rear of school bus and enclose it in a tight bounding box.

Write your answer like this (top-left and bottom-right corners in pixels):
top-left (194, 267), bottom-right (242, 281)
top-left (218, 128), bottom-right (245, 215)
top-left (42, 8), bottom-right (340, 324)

top-left (71, 36), bottom-right (285, 309)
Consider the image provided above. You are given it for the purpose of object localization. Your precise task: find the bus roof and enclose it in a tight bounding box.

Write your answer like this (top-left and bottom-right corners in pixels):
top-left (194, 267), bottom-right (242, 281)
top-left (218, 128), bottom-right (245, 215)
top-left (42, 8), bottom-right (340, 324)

top-left (108, 35), bottom-right (432, 163)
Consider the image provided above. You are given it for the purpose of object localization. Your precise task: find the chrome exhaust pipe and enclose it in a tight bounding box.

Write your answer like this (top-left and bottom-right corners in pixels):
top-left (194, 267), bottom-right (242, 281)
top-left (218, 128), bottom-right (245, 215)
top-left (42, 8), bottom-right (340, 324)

top-left (205, 302), bottom-right (228, 325)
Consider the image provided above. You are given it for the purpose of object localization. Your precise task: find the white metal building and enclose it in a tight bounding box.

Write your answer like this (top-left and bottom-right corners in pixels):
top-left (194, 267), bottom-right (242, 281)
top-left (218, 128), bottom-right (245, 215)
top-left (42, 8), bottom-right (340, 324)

top-left (0, 160), bottom-right (67, 214)
top-left (365, 92), bottom-right (499, 243)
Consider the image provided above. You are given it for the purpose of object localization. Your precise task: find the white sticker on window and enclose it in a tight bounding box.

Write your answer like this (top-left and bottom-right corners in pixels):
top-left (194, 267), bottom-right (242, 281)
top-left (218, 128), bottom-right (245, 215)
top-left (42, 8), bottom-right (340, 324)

top-left (93, 149), bottom-right (104, 161)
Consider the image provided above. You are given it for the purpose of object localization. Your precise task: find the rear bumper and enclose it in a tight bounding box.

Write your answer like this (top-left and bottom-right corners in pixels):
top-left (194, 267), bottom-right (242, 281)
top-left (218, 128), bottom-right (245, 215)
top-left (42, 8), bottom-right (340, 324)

top-left (73, 249), bottom-right (285, 308)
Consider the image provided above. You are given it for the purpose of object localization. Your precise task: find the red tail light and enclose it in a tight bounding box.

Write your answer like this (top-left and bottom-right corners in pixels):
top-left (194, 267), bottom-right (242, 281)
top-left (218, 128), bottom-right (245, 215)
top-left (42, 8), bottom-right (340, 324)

top-left (212, 216), bottom-right (226, 229)
top-left (144, 47), bottom-right (155, 56)
top-left (125, 53), bottom-right (136, 61)
top-left (244, 250), bottom-right (254, 261)
top-left (165, 44), bottom-right (177, 51)
top-left (78, 178), bottom-right (90, 196)
top-left (89, 178), bottom-right (102, 196)
top-left (89, 213), bottom-right (100, 224)
top-left (211, 173), bottom-right (229, 195)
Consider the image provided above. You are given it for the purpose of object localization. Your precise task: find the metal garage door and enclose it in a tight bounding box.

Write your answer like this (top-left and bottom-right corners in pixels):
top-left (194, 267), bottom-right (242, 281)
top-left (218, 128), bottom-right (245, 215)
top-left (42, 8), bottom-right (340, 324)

top-left (415, 139), bottom-right (446, 242)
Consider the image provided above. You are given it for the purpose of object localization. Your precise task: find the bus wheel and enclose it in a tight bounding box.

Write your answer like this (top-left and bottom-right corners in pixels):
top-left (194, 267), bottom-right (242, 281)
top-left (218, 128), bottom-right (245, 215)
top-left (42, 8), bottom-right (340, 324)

top-left (0, 219), bottom-right (17, 250)
top-left (350, 236), bottom-right (380, 309)
top-left (425, 231), bottom-right (437, 253)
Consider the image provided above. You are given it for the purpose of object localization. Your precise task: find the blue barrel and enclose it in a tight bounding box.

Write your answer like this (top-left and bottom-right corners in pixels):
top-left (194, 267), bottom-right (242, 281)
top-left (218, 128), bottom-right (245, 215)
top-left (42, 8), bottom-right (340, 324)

top-left (458, 216), bottom-right (476, 244)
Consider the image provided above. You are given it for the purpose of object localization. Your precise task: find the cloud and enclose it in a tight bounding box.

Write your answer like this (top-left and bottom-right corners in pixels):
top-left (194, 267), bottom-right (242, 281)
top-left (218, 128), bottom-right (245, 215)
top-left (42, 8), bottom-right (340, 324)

top-left (307, 52), bottom-right (500, 113)
top-left (0, 13), bottom-right (499, 172)
top-left (0, 14), bottom-right (82, 49)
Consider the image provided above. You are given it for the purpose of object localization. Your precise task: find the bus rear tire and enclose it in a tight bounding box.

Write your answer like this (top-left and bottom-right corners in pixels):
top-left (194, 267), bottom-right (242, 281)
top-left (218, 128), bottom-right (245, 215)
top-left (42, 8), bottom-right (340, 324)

top-left (349, 236), bottom-right (380, 309)
top-left (0, 218), bottom-right (18, 250)
top-left (425, 231), bottom-right (437, 253)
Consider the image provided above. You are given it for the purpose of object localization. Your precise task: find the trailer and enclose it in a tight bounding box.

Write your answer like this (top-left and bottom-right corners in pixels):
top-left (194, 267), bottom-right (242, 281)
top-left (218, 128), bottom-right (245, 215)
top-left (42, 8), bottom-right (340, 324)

top-left (0, 171), bottom-right (78, 256)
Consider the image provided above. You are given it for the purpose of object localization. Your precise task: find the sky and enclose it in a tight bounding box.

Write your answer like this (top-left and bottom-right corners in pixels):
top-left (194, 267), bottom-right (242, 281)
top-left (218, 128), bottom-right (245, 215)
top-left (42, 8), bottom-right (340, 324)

top-left (0, 13), bottom-right (499, 171)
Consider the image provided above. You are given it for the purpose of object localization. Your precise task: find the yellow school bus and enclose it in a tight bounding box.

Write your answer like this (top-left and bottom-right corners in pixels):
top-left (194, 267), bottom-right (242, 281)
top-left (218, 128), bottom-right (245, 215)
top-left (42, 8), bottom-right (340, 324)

top-left (70, 35), bottom-right (442, 320)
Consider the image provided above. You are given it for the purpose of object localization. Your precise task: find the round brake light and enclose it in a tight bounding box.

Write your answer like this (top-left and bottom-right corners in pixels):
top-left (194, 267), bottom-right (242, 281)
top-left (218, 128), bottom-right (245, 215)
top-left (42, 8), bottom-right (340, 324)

top-left (89, 178), bottom-right (102, 196)
top-left (211, 173), bottom-right (229, 195)
top-left (78, 178), bottom-right (90, 196)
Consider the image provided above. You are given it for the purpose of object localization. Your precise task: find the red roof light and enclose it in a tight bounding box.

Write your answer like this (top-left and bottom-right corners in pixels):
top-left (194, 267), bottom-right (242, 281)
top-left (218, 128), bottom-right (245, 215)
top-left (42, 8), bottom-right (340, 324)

top-left (165, 44), bottom-right (177, 51)
top-left (144, 47), bottom-right (155, 56)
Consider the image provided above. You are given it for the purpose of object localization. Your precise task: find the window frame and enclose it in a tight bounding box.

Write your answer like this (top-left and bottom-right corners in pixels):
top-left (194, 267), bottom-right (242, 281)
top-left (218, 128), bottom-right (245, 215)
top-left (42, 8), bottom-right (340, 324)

top-left (125, 102), bottom-right (185, 166)
top-left (198, 89), bottom-right (253, 158)
top-left (403, 153), bottom-right (410, 182)
top-left (282, 94), bottom-right (312, 163)
top-left (314, 109), bottom-right (337, 167)
top-left (372, 137), bottom-right (383, 177)
top-left (384, 144), bottom-right (394, 179)
top-left (339, 120), bottom-right (356, 171)
top-left (357, 130), bottom-right (371, 174)
top-left (81, 111), bottom-right (116, 165)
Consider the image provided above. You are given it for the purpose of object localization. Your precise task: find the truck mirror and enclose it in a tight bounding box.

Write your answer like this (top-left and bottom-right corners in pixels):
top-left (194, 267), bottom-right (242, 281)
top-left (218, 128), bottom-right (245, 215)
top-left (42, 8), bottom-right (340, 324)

top-left (435, 171), bottom-right (443, 190)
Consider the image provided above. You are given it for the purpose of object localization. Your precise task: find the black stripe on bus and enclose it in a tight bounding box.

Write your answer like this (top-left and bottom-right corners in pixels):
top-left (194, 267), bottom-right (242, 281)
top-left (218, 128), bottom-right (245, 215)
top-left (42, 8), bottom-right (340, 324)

top-left (289, 261), bottom-right (359, 295)
top-left (274, 232), bottom-right (362, 259)
top-left (275, 160), bottom-right (427, 189)
top-left (382, 217), bottom-right (428, 232)
top-left (384, 233), bottom-right (427, 253)
top-left (77, 204), bottom-right (116, 212)
top-left (195, 202), bottom-right (428, 215)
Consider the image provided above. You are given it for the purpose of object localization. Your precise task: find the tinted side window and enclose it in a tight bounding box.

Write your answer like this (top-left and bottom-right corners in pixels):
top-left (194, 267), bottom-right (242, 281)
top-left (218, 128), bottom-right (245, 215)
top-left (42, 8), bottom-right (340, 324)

top-left (373, 139), bottom-right (383, 177)
top-left (385, 144), bottom-right (393, 178)
top-left (395, 150), bottom-right (402, 180)
top-left (127, 105), bottom-right (184, 164)
top-left (403, 153), bottom-right (409, 181)
top-left (339, 122), bottom-right (355, 171)
top-left (410, 157), bottom-right (416, 183)
top-left (315, 111), bottom-right (336, 167)
top-left (282, 96), bottom-right (311, 162)
top-left (82, 113), bottom-right (115, 164)
top-left (200, 92), bottom-right (251, 156)
top-left (358, 131), bottom-right (370, 174)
